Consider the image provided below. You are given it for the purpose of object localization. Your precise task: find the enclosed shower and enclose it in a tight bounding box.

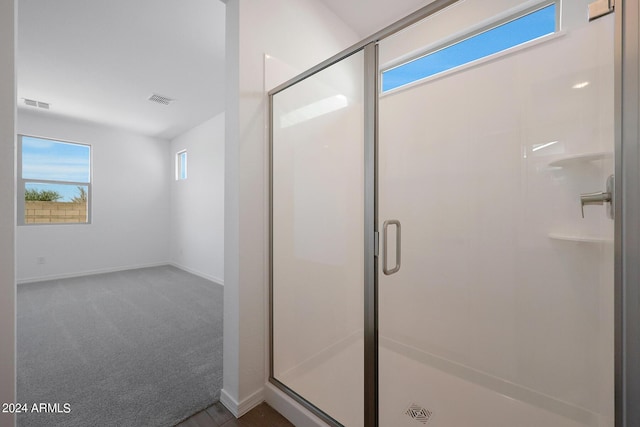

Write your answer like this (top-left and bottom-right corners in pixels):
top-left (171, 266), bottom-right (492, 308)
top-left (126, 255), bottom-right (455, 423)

top-left (269, 0), bottom-right (615, 426)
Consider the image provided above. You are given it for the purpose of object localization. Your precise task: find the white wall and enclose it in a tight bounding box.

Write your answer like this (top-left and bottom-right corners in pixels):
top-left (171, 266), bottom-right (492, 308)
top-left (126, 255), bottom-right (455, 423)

top-left (223, 0), bottom-right (358, 417)
top-left (16, 111), bottom-right (171, 282)
top-left (0, 1), bottom-right (16, 426)
top-left (169, 112), bottom-right (225, 284)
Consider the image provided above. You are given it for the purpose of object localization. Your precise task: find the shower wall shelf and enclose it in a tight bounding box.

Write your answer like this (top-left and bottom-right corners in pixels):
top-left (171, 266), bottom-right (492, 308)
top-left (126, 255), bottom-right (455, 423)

top-left (548, 233), bottom-right (613, 243)
top-left (548, 152), bottom-right (612, 167)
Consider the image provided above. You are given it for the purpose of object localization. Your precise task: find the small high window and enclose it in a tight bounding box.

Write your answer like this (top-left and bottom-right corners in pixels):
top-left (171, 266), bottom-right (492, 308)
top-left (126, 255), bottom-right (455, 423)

top-left (18, 135), bottom-right (91, 225)
top-left (382, 3), bottom-right (558, 92)
top-left (176, 150), bottom-right (187, 180)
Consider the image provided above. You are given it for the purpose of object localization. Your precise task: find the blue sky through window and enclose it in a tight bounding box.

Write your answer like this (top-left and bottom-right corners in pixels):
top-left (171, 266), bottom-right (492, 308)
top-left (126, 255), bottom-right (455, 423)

top-left (22, 136), bottom-right (91, 201)
top-left (382, 4), bottom-right (556, 92)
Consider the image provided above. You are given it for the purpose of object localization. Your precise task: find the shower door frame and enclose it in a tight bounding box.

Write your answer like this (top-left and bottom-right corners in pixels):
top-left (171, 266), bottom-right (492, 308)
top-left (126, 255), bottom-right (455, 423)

top-left (615, 1), bottom-right (640, 426)
top-left (268, 0), bottom-right (640, 426)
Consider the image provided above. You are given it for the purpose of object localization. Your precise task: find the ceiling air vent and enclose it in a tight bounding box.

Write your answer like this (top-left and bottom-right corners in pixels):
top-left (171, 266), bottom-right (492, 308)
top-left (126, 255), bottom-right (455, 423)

top-left (23, 98), bottom-right (50, 109)
top-left (148, 94), bottom-right (174, 106)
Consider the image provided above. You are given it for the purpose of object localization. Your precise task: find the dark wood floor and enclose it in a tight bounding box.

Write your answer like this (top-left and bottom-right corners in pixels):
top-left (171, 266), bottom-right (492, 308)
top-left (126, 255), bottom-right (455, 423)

top-left (175, 402), bottom-right (295, 427)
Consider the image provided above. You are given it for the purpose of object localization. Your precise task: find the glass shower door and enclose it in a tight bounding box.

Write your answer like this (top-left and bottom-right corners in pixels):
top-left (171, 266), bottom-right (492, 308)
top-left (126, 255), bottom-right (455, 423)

top-left (377, 1), bottom-right (614, 426)
top-left (271, 50), bottom-right (365, 427)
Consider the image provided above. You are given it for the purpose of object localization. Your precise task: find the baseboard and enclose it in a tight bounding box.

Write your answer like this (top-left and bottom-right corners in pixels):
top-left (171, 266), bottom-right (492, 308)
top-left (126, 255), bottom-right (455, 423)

top-left (219, 389), bottom-right (237, 417)
top-left (264, 383), bottom-right (327, 427)
top-left (16, 261), bottom-right (170, 284)
top-left (169, 262), bottom-right (224, 286)
top-left (220, 387), bottom-right (265, 418)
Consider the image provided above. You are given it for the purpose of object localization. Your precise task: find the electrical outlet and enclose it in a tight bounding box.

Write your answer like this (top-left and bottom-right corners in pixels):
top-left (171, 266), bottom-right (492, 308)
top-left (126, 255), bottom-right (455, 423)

top-left (36, 257), bottom-right (45, 265)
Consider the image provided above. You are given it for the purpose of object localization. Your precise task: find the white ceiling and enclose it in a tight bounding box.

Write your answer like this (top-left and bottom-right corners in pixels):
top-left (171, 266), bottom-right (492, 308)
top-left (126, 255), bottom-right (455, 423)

top-left (17, 0), bottom-right (433, 140)
top-left (18, 0), bottom-right (226, 140)
top-left (317, 0), bottom-right (435, 38)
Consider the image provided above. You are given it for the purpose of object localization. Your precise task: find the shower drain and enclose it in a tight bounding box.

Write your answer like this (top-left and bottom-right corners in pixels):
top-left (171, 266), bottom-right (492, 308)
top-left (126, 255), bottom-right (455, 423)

top-left (405, 403), bottom-right (433, 425)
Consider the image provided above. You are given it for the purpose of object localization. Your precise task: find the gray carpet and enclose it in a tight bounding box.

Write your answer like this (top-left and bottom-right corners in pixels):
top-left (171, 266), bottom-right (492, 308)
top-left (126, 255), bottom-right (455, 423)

top-left (17, 265), bottom-right (223, 427)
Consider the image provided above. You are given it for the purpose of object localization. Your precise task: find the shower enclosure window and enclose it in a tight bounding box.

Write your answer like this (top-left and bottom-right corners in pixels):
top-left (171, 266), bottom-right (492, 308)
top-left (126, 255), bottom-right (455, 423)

top-left (270, 0), bottom-right (615, 426)
top-left (381, 2), bottom-right (558, 92)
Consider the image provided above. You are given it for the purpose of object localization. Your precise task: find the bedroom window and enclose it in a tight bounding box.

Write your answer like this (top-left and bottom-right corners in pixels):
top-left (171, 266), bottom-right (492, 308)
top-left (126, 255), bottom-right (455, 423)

top-left (18, 135), bottom-right (91, 225)
top-left (176, 150), bottom-right (187, 180)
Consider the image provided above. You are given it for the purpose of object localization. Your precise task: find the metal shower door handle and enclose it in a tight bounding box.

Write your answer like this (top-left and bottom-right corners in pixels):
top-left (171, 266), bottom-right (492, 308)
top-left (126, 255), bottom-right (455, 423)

top-left (383, 220), bottom-right (401, 275)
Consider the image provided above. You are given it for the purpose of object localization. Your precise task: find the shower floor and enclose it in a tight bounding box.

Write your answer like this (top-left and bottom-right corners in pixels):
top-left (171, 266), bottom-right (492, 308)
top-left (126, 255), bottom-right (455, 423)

top-left (279, 338), bottom-right (608, 427)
